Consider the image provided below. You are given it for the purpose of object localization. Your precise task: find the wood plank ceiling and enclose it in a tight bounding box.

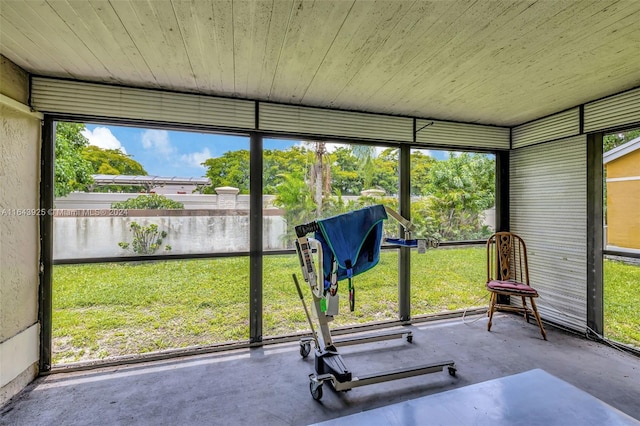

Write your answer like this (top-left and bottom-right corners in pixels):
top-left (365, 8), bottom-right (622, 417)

top-left (1, 0), bottom-right (640, 127)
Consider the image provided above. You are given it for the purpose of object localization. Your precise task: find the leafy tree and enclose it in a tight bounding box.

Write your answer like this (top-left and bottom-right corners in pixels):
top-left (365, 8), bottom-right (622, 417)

top-left (273, 172), bottom-right (317, 247)
top-left (306, 141), bottom-right (332, 215)
top-left (410, 151), bottom-right (436, 195)
top-left (371, 148), bottom-right (399, 195)
top-left (264, 146), bottom-right (310, 193)
top-left (202, 150), bottom-right (250, 194)
top-left (54, 122), bottom-right (94, 197)
top-left (329, 147), bottom-right (361, 195)
top-left (82, 145), bottom-right (147, 192)
top-left (201, 143), bottom-right (496, 243)
top-left (352, 145), bottom-right (376, 190)
top-left (111, 194), bottom-right (184, 209)
top-left (420, 153), bottom-right (495, 241)
top-left (604, 129), bottom-right (640, 152)
top-left (82, 145), bottom-right (147, 175)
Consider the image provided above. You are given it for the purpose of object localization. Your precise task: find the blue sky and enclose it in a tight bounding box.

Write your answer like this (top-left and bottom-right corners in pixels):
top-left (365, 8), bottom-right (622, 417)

top-left (81, 124), bottom-right (446, 178)
top-left (82, 124), bottom-right (296, 177)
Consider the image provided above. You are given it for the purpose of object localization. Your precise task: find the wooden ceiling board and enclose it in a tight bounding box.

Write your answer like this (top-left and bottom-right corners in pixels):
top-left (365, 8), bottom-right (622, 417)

top-left (230, 0), bottom-right (279, 97)
top-left (299, 0), bottom-right (416, 107)
top-left (391, 1), bottom-right (640, 124)
top-left (11, 0), bottom-right (111, 79)
top-left (104, 0), bottom-right (170, 88)
top-left (47, 0), bottom-right (149, 85)
top-left (331, 1), bottom-right (466, 112)
top-left (0, 2), bottom-right (86, 78)
top-left (128, 0), bottom-right (197, 90)
top-left (1, 0), bottom-right (640, 127)
top-left (370, 1), bottom-right (578, 121)
top-left (266, 0), bottom-right (356, 104)
top-left (0, 16), bottom-right (57, 75)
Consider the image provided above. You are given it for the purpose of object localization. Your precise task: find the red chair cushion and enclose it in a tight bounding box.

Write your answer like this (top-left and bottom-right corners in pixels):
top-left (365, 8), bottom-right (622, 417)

top-left (486, 280), bottom-right (538, 296)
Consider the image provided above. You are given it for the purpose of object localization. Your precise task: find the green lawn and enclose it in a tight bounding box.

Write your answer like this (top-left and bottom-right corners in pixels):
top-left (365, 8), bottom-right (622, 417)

top-left (604, 259), bottom-right (640, 347)
top-left (52, 248), bottom-right (639, 364)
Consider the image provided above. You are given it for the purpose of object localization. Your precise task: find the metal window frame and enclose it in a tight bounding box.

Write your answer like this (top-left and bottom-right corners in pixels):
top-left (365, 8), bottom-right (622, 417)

top-left (38, 114), bottom-right (502, 370)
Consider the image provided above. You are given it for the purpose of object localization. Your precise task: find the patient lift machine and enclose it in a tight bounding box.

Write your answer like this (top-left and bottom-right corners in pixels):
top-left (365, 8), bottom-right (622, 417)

top-left (293, 204), bottom-right (456, 401)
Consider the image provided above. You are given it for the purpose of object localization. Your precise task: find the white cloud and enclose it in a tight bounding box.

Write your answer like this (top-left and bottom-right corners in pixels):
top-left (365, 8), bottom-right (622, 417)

top-left (82, 127), bottom-right (126, 154)
top-left (141, 129), bottom-right (175, 156)
top-left (180, 148), bottom-right (212, 169)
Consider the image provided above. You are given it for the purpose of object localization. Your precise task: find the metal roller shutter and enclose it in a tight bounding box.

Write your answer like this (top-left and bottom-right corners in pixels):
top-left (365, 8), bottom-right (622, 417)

top-left (415, 119), bottom-right (509, 149)
top-left (30, 77), bottom-right (255, 130)
top-left (259, 103), bottom-right (413, 143)
top-left (512, 108), bottom-right (580, 149)
top-left (584, 87), bottom-right (640, 133)
top-left (510, 135), bottom-right (587, 332)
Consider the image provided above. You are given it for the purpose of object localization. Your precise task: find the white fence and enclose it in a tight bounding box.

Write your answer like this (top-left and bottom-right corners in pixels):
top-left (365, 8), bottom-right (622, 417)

top-left (53, 210), bottom-right (287, 260)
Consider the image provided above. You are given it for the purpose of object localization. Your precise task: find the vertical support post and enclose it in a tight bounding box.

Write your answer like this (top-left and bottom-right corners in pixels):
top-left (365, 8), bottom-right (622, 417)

top-left (39, 117), bottom-right (54, 371)
top-left (398, 145), bottom-right (411, 321)
top-left (249, 132), bottom-right (263, 344)
top-left (495, 150), bottom-right (510, 232)
top-left (495, 150), bottom-right (511, 305)
top-left (586, 133), bottom-right (604, 337)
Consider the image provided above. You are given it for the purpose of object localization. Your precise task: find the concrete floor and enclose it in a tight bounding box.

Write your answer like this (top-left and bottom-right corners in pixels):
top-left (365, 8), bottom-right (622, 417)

top-left (1, 313), bottom-right (639, 425)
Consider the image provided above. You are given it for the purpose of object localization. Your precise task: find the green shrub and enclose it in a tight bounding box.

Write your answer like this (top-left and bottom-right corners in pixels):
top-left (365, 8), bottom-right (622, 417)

top-left (111, 194), bottom-right (184, 209)
top-left (119, 222), bottom-right (171, 255)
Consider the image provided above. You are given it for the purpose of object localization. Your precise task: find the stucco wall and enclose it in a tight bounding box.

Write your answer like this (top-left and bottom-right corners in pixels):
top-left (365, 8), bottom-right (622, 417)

top-left (0, 103), bottom-right (40, 338)
top-left (0, 56), bottom-right (29, 104)
top-left (0, 57), bottom-right (41, 405)
top-left (53, 212), bottom-right (287, 260)
top-left (606, 150), bottom-right (640, 250)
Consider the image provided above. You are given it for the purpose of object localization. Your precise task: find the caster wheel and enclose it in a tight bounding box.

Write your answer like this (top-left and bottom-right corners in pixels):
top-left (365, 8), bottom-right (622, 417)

top-left (448, 366), bottom-right (457, 377)
top-left (406, 334), bottom-right (413, 343)
top-left (300, 342), bottom-right (311, 358)
top-left (310, 382), bottom-right (323, 401)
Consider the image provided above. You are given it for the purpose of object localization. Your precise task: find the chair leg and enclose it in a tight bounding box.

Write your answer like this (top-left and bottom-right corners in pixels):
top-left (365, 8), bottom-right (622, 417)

top-left (521, 296), bottom-right (530, 322)
top-left (487, 292), bottom-right (496, 331)
top-left (529, 297), bottom-right (547, 340)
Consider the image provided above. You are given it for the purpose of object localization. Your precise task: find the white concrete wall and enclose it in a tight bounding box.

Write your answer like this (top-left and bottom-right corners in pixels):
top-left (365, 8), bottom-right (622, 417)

top-left (55, 191), bottom-right (278, 210)
top-left (0, 56), bottom-right (41, 405)
top-left (53, 212), bottom-right (287, 260)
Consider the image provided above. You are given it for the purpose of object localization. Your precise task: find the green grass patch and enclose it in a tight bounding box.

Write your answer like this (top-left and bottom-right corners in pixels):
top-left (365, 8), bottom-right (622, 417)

top-left (604, 259), bottom-right (640, 348)
top-left (52, 248), bottom-right (639, 364)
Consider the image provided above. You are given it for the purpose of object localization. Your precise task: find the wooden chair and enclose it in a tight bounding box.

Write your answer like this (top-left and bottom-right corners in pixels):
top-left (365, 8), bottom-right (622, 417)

top-left (486, 232), bottom-right (547, 340)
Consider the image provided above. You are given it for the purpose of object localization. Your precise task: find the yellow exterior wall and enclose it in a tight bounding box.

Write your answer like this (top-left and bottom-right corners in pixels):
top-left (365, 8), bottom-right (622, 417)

top-left (606, 148), bottom-right (640, 250)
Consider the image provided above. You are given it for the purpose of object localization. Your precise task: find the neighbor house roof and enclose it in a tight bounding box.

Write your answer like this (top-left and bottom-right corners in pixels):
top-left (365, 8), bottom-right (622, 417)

top-left (91, 175), bottom-right (211, 186)
top-left (603, 136), bottom-right (640, 165)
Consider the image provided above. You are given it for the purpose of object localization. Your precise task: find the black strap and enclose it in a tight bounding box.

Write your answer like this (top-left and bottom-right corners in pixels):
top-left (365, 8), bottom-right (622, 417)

top-left (349, 278), bottom-right (355, 312)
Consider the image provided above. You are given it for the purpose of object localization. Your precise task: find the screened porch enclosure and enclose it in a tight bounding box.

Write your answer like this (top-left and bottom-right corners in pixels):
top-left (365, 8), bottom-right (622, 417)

top-left (35, 75), bottom-right (640, 368)
top-left (3, 0), bottom-right (640, 414)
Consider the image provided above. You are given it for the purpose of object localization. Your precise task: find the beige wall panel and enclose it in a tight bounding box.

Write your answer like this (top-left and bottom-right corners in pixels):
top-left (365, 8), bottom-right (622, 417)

top-left (0, 55), bottom-right (29, 103)
top-left (0, 363), bottom-right (37, 406)
top-left (0, 66), bottom-right (41, 404)
top-left (0, 105), bottom-right (41, 342)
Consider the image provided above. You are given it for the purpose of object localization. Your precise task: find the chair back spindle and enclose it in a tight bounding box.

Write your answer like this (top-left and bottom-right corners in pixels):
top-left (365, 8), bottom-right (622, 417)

top-left (485, 232), bottom-right (546, 340)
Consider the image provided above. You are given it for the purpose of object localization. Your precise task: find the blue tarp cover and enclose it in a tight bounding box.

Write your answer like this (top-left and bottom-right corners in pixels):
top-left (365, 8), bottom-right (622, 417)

top-left (315, 204), bottom-right (387, 282)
